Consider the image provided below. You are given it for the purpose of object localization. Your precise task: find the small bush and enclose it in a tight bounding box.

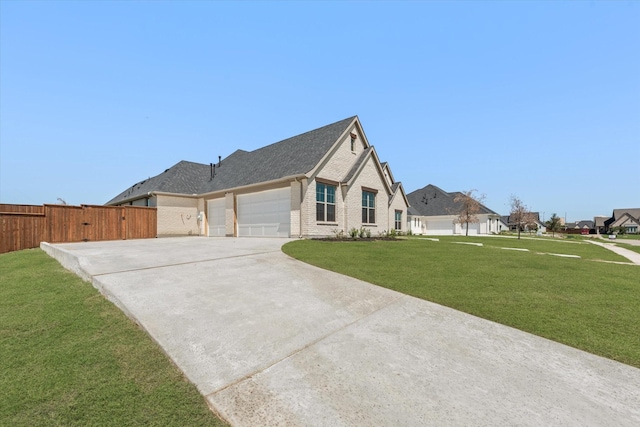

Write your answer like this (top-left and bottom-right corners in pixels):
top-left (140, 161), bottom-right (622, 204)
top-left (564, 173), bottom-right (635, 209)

top-left (349, 227), bottom-right (359, 239)
top-left (331, 228), bottom-right (344, 239)
top-left (358, 227), bottom-right (367, 239)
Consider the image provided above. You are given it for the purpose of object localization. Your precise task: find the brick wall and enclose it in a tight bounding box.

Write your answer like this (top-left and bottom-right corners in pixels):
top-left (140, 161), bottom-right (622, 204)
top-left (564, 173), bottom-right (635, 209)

top-left (156, 194), bottom-right (200, 236)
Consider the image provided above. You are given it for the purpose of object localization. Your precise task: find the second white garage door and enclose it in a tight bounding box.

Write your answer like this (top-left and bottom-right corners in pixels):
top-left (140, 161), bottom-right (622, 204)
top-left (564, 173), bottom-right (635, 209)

top-left (237, 188), bottom-right (291, 237)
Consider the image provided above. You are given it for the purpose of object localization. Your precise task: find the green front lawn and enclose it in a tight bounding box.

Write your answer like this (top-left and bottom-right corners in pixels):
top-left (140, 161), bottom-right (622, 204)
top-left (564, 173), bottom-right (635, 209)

top-left (0, 249), bottom-right (226, 426)
top-left (283, 237), bottom-right (640, 368)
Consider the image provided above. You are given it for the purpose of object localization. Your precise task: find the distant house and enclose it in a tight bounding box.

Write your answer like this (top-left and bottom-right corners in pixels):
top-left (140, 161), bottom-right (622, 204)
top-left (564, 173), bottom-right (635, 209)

top-left (564, 220), bottom-right (594, 231)
top-left (501, 212), bottom-right (547, 233)
top-left (604, 209), bottom-right (640, 234)
top-left (107, 116), bottom-right (409, 238)
top-left (406, 184), bottom-right (504, 235)
top-left (594, 216), bottom-right (609, 234)
top-left (562, 220), bottom-right (594, 235)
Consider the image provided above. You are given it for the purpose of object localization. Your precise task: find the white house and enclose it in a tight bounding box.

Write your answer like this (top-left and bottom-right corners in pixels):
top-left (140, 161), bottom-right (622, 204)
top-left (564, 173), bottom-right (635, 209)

top-left (406, 184), bottom-right (505, 235)
top-left (107, 116), bottom-right (409, 238)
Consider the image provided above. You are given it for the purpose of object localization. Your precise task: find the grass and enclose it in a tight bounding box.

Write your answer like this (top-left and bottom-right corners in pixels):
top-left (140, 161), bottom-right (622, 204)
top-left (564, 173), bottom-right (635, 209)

top-left (282, 236), bottom-right (640, 368)
top-left (0, 249), bottom-right (227, 427)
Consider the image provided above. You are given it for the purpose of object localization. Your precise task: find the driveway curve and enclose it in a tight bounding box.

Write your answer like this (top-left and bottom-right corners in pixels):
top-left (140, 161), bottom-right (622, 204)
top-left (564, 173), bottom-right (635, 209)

top-left (42, 237), bottom-right (640, 426)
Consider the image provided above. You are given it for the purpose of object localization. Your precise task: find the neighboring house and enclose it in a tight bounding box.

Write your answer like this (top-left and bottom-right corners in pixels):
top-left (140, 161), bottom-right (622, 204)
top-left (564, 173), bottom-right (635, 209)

top-left (564, 220), bottom-right (594, 231)
top-left (604, 208), bottom-right (640, 234)
top-left (107, 116), bottom-right (409, 238)
top-left (594, 216), bottom-right (609, 234)
top-left (406, 184), bottom-right (503, 235)
top-left (502, 212), bottom-right (547, 233)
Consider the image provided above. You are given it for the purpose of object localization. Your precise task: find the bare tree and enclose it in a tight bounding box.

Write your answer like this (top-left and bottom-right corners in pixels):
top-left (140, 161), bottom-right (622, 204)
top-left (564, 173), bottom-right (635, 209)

top-left (509, 195), bottom-right (529, 240)
top-left (545, 213), bottom-right (562, 237)
top-left (524, 212), bottom-right (538, 235)
top-left (453, 190), bottom-right (485, 236)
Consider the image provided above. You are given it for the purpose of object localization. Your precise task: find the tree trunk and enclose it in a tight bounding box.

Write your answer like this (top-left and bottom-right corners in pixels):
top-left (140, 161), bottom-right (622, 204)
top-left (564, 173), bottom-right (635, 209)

top-left (518, 225), bottom-right (521, 239)
top-left (465, 222), bottom-right (469, 236)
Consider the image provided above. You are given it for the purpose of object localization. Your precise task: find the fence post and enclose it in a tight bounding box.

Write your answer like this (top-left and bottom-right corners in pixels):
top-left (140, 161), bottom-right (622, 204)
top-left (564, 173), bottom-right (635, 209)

top-left (121, 207), bottom-right (127, 240)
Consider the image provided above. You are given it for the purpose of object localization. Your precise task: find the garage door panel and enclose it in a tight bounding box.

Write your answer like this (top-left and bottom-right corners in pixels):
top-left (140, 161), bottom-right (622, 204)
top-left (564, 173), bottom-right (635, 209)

top-left (207, 199), bottom-right (226, 237)
top-left (237, 188), bottom-right (290, 237)
top-left (427, 219), bottom-right (454, 235)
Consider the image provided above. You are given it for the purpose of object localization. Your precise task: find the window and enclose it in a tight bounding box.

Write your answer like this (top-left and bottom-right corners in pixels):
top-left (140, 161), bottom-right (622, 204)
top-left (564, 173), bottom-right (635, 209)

top-left (362, 191), bottom-right (376, 224)
top-left (395, 210), bottom-right (402, 230)
top-left (316, 182), bottom-right (336, 222)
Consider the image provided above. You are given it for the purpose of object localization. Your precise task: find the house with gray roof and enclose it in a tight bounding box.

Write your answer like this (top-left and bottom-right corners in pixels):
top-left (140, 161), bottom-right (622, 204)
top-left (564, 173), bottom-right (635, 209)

top-left (406, 184), bottom-right (505, 235)
top-left (107, 116), bottom-right (409, 238)
top-left (501, 212), bottom-right (547, 233)
top-left (564, 220), bottom-right (594, 232)
top-left (604, 208), bottom-right (640, 234)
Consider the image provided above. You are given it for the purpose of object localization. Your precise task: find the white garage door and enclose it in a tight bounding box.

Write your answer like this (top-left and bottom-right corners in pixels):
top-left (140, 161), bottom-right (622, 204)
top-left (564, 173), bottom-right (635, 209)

top-left (237, 188), bottom-right (291, 237)
top-left (456, 222), bottom-right (480, 235)
top-left (207, 198), bottom-right (226, 237)
top-left (426, 219), bottom-right (455, 235)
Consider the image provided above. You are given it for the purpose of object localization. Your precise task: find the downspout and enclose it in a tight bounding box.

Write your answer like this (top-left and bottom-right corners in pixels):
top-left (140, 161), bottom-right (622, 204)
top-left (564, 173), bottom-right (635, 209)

top-left (295, 177), bottom-right (303, 238)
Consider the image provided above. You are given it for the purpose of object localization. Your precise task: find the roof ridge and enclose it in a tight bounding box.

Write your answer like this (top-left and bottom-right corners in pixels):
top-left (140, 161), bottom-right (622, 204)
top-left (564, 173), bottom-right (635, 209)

top-left (246, 116), bottom-right (357, 154)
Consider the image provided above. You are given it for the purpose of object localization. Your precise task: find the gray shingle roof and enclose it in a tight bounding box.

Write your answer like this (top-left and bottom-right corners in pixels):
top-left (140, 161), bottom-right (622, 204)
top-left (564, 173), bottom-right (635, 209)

top-left (406, 184), bottom-right (497, 216)
top-left (565, 220), bottom-right (593, 229)
top-left (106, 160), bottom-right (211, 205)
top-left (613, 208), bottom-right (640, 221)
top-left (106, 116), bottom-right (357, 204)
top-left (594, 216), bottom-right (608, 227)
top-left (197, 116), bottom-right (358, 194)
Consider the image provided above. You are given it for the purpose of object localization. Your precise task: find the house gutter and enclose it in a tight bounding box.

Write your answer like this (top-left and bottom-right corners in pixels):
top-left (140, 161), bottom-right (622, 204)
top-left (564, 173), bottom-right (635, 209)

top-left (294, 177), bottom-right (304, 238)
top-left (106, 191), bottom-right (159, 206)
top-left (198, 174), bottom-right (308, 198)
top-left (151, 191), bottom-right (199, 198)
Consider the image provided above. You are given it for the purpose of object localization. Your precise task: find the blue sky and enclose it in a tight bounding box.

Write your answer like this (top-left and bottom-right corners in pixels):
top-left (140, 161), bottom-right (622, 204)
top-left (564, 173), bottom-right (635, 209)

top-left (1, 1), bottom-right (638, 222)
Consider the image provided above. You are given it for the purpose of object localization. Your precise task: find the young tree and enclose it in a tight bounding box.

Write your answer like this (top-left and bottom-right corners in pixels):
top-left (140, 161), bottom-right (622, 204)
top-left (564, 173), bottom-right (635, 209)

top-left (509, 195), bottom-right (529, 240)
top-left (545, 213), bottom-right (562, 237)
top-left (453, 190), bottom-right (485, 236)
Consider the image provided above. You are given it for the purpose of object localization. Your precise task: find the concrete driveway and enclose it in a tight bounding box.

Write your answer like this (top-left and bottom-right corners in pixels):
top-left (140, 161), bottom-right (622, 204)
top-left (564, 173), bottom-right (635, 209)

top-left (42, 237), bottom-right (640, 426)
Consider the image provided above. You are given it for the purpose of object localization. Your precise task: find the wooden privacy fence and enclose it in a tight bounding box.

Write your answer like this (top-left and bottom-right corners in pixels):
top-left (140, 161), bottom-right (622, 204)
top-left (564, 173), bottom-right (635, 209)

top-left (0, 204), bottom-right (157, 254)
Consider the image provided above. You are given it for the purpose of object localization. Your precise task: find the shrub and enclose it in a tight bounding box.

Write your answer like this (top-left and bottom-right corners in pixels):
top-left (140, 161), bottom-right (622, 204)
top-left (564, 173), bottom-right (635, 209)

top-left (358, 227), bottom-right (367, 239)
top-left (331, 228), bottom-right (344, 239)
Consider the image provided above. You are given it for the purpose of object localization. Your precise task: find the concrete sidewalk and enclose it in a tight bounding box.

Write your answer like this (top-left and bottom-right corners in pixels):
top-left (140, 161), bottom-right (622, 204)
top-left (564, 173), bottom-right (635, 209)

top-left (588, 240), bottom-right (640, 265)
top-left (42, 237), bottom-right (640, 426)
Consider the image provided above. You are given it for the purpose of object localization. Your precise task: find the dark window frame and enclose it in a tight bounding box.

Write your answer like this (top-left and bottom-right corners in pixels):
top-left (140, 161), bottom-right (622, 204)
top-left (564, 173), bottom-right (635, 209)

top-left (362, 190), bottom-right (376, 224)
top-left (316, 182), bottom-right (337, 222)
top-left (395, 210), bottom-right (402, 230)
